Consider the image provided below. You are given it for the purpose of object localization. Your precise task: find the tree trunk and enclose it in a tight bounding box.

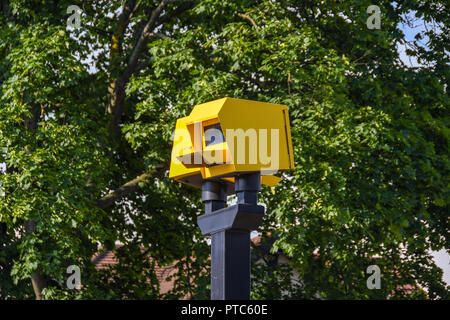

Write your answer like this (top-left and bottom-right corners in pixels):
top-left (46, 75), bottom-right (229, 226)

top-left (24, 220), bottom-right (47, 300)
top-left (23, 104), bottom-right (48, 300)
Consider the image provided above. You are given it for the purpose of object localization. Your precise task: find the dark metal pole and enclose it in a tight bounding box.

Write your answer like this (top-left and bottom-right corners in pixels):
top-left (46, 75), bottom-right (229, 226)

top-left (210, 229), bottom-right (251, 299)
top-left (198, 173), bottom-right (264, 300)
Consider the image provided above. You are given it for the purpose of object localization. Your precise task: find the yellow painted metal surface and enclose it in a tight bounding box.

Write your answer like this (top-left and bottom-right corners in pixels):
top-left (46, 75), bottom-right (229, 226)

top-left (169, 98), bottom-right (294, 190)
top-left (169, 116), bottom-right (202, 180)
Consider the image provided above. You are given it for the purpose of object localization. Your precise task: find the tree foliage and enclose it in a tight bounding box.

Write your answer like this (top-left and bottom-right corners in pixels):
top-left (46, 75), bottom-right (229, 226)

top-left (0, 0), bottom-right (448, 299)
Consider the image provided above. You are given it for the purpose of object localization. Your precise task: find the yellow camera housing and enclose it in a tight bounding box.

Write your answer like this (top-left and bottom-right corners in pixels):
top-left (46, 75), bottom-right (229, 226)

top-left (169, 98), bottom-right (294, 193)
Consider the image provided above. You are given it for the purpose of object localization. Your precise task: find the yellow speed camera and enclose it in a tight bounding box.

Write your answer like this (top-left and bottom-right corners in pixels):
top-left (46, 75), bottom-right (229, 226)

top-left (169, 98), bottom-right (294, 193)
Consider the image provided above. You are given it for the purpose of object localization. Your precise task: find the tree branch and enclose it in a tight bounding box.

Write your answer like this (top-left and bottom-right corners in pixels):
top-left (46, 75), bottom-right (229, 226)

top-left (106, 0), bottom-right (169, 133)
top-left (106, 0), bottom-right (193, 135)
top-left (237, 13), bottom-right (259, 30)
top-left (110, 0), bottom-right (139, 59)
top-left (97, 164), bottom-right (167, 209)
top-left (122, 0), bottom-right (178, 81)
top-left (155, 1), bottom-right (195, 27)
top-left (1, 0), bottom-right (11, 19)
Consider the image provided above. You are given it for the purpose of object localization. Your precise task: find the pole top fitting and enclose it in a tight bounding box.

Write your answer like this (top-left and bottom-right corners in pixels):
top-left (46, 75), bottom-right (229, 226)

top-left (202, 180), bottom-right (226, 202)
top-left (234, 173), bottom-right (261, 192)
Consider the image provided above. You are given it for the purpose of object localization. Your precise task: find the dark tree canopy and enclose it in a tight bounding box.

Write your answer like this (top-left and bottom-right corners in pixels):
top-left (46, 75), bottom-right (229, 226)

top-left (0, 0), bottom-right (448, 299)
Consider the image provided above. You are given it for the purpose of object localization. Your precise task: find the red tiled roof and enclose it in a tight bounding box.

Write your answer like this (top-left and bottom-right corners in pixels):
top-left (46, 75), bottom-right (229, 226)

top-left (91, 238), bottom-right (417, 298)
top-left (92, 249), bottom-right (119, 270)
top-left (93, 237), bottom-right (263, 271)
top-left (92, 244), bottom-right (178, 294)
top-left (91, 237), bottom-right (263, 295)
